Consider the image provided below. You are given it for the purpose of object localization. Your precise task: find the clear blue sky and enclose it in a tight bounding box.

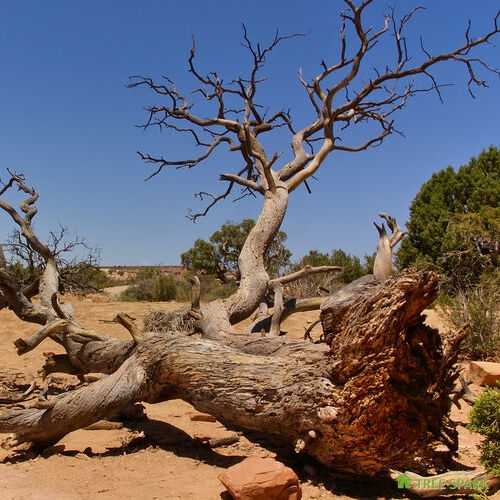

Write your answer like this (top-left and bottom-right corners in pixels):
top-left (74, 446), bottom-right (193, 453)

top-left (1, 1), bottom-right (499, 266)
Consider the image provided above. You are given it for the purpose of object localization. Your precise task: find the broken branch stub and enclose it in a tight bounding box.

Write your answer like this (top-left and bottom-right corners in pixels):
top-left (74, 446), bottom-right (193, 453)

top-left (373, 213), bottom-right (405, 281)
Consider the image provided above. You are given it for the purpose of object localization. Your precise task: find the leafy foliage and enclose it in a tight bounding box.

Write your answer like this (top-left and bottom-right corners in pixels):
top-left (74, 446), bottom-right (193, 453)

top-left (119, 267), bottom-right (180, 302)
top-left (440, 207), bottom-right (500, 291)
top-left (441, 272), bottom-right (500, 360)
top-left (297, 248), bottom-right (373, 284)
top-left (286, 248), bottom-right (373, 298)
top-left (397, 146), bottom-right (500, 292)
top-left (398, 147), bottom-right (500, 359)
top-left (468, 385), bottom-right (500, 476)
top-left (180, 239), bottom-right (218, 276)
top-left (181, 219), bottom-right (291, 280)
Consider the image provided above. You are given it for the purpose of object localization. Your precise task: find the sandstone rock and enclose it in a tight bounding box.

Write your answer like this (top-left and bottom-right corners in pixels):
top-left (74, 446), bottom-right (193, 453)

top-left (189, 411), bottom-right (217, 422)
top-left (193, 433), bottom-right (212, 443)
top-left (218, 456), bottom-right (301, 500)
top-left (468, 361), bottom-right (500, 387)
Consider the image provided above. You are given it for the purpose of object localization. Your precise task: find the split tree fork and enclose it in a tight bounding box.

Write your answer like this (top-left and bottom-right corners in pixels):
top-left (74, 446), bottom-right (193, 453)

top-left (1, 0), bottom-right (500, 484)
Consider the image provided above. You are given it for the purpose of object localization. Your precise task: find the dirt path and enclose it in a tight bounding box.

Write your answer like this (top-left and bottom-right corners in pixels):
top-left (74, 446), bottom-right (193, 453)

top-left (0, 292), bottom-right (488, 499)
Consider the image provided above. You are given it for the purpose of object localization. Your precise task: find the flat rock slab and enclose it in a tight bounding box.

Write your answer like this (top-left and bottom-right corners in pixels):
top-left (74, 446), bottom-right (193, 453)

top-left (218, 456), bottom-right (301, 500)
top-left (468, 361), bottom-right (500, 387)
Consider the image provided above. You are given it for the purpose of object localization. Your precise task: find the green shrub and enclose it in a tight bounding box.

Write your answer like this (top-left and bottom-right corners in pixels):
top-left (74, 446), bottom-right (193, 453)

top-left (468, 385), bottom-right (500, 477)
top-left (120, 269), bottom-right (179, 302)
top-left (441, 274), bottom-right (500, 360)
top-left (133, 266), bottom-right (158, 282)
top-left (7, 261), bottom-right (38, 283)
top-left (74, 264), bottom-right (116, 289)
top-left (198, 274), bottom-right (237, 301)
top-left (152, 274), bottom-right (177, 301)
top-left (119, 278), bottom-right (156, 301)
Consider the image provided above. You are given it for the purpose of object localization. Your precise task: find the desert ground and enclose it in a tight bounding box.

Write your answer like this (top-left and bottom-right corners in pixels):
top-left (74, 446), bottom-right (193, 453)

top-left (0, 290), bottom-right (491, 499)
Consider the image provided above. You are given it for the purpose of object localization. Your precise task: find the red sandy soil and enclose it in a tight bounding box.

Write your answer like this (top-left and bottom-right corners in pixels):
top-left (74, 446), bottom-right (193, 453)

top-left (0, 292), bottom-right (491, 499)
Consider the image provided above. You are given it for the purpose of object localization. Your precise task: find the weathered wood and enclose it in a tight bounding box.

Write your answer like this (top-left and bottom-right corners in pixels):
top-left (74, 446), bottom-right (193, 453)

top-left (0, 381), bottom-right (36, 404)
top-left (2, 7), bottom-right (500, 479)
top-left (14, 319), bottom-right (105, 355)
top-left (0, 270), bottom-right (463, 477)
top-left (320, 274), bottom-right (379, 339)
top-left (0, 355), bottom-right (147, 446)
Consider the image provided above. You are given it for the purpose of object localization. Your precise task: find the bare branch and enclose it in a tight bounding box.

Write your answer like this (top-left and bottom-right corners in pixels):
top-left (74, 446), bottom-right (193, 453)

top-left (188, 276), bottom-right (203, 320)
top-left (271, 265), bottom-right (342, 286)
top-left (0, 173), bottom-right (51, 261)
top-left (379, 212), bottom-right (406, 249)
top-left (284, 6), bottom-right (500, 190)
top-left (139, 135), bottom-right (237, 180)
top-left (219, 174), bottom-right (264, 194)
top-left (112, 313), bottom-right (144, 344)
top-left (14, 319), bottom-right (105, 355)
top-left (187, 186), bottom-right (235, 221)
top-left (268, 281), bottom-right (284, 337)
top-left (0, 268), bottom-right (47, 324)
top-left (373, 213), bottom-right (405, 281)
top-left (131, 4), bottom-right (499, 209)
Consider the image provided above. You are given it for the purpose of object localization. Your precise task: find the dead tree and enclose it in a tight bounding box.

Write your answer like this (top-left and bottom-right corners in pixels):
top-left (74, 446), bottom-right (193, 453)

top-left (0, 250), bottom-right (467, 477)
top-left (1, 1), bottom-right (500, 479)
top-left (125, 1), bottom-right (498, 339)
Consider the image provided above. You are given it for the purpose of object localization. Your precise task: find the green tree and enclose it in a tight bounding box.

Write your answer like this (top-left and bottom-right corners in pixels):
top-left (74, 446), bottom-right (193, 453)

top-left (295, 248), bottom-right (372, 285)
top-left (292, 249), bottom-right (373, 290)
top-left (180, 239), bottom-right (218, 275)
top-left (210, 219), bottom-right (255, 277)
top-left (441, 207), bottom-right (500, 290)
top-left (397, 146), bottom-right (500, 288)
top-left (297, 250), bottom-right (332, 267)
top-left (181, 219), bottom-right (291, 280)
top-left (329, 249), bottom-right (368, 284)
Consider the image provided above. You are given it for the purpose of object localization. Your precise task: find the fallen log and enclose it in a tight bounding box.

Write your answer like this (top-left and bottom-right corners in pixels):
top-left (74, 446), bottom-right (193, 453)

top-left (0, 270), bottom-right (463, 477)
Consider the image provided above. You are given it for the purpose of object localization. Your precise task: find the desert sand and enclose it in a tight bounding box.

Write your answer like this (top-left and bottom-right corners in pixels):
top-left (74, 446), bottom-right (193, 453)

top-left (0, 292), bottom-right (488, 499)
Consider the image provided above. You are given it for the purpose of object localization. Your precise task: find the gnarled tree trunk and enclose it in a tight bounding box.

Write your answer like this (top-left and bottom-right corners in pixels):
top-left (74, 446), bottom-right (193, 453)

top-left (0, 270), bottom-right (463, 477)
